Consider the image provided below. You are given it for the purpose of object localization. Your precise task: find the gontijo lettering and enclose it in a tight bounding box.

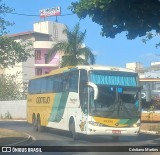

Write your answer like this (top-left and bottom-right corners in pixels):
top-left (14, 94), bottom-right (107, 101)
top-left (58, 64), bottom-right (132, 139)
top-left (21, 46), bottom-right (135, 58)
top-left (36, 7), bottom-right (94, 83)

top-left (36, 97), bottom-right (50, 104)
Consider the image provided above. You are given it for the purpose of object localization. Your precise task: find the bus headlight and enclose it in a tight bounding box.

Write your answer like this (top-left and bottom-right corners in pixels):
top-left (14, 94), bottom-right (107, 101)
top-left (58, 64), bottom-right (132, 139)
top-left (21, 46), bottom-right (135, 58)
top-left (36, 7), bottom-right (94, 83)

top-left (132, 123), bottom-right (140, 127)
top-left (89, 121), bottom-right (99, 126)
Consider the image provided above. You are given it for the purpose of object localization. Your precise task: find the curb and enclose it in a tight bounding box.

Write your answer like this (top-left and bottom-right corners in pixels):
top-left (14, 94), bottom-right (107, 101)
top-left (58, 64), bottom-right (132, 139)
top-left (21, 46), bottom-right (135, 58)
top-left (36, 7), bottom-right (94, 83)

top-left (0, 120), bottom-right (27, 122)
top-left (4, 133), bottom-right (35, 146)
top-left (4, 133), bottom-right (30, 146)
top-left (140, 130), bottom-right (159, 135)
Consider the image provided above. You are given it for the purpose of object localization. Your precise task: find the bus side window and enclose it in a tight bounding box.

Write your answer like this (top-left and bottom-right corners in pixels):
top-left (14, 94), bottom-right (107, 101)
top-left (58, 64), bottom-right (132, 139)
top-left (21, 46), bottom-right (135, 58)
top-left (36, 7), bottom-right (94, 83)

top-left (54, 75), bottom-right (62, 92)
top-left (58, 75), bottom-right (63, 92)
top-left (35, 79), bottom-right (41, 94)
top-left (41, 78), bottom-right (47, 93)
top-left (62, 73), bottom-right (69, 92)
top-left (47, 76), bottom-right (54, 93)
top-left (69, 71), bottom-right (79, 92)
top-left (52, 76), bottom-right (57, 92)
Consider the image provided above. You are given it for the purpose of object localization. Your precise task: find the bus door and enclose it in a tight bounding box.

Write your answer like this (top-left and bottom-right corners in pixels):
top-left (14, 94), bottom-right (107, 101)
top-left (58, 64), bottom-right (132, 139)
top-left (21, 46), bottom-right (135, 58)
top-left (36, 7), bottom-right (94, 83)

top-left (79, 69), bottom-right (88, 134)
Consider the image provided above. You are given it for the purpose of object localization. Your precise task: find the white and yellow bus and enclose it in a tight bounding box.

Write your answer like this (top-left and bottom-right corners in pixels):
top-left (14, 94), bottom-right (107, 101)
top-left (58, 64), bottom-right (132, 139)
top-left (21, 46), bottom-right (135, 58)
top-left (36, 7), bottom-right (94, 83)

top-left (27, 65), bottom-right (141, 140)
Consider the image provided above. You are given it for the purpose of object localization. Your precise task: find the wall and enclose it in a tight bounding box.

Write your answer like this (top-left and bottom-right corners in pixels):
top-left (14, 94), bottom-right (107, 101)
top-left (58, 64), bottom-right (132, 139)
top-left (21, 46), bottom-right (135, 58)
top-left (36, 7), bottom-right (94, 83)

top-left (33, 41), bottom-right (54, 49)
top-left (4, 38), bottom-right (35, 85)
top-left (0, 100), bottom-right (27, 119)
top-left (144, 71), bottom-right (160, 78)
top-left (33, 21), bottom-right (67, 42)
top-left (22, 51), bottom-right (35, 82)
top-left (126, 62), bottom-right (144, 71)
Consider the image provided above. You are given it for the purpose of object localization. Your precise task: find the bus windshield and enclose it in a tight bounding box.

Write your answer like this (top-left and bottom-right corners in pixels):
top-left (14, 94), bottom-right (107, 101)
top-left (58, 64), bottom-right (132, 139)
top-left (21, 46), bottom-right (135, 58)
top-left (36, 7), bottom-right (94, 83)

top-left (88, 70), bottom-right (141, 119)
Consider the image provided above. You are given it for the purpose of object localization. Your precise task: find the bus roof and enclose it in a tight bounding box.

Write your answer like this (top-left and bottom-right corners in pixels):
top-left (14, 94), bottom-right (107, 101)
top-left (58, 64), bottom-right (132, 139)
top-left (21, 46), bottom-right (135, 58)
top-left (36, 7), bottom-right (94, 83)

top-left (32, 65), bottom-right (136, 80)
top-left (76, 65), bottom-right (136, 73)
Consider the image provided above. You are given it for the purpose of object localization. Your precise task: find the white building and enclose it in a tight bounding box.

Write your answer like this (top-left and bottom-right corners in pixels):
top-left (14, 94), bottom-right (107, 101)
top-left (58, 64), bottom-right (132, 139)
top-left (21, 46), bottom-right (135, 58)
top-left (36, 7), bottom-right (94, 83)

top-left (34, 21), bottom-right (67, 42)
top-left (1, 21), bottom-right (67, 96)
top-left (126, 62), bottom-right (144, 78)
top-left (130, 62), bottom-right (160, 96)
top-left (143, 61), bottom-right (160, 78)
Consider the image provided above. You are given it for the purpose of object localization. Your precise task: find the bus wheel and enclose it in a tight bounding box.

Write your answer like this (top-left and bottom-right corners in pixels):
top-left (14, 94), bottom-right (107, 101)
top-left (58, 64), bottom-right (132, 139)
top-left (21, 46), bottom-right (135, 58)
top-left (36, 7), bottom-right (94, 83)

top-left (70, 120), bottom-right (78, 141)
top-left (37, 116), bottom-right (44, 132)
top-left (112, 136), bottom-right (119, 141)
top-left (32, 116), bottom-right (38, 131)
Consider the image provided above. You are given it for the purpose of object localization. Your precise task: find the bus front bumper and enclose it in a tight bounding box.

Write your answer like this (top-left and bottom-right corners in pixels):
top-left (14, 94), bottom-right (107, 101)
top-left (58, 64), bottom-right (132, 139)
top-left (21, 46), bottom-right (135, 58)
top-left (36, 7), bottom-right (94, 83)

top-left (86, 124), bottom-right (140, 136)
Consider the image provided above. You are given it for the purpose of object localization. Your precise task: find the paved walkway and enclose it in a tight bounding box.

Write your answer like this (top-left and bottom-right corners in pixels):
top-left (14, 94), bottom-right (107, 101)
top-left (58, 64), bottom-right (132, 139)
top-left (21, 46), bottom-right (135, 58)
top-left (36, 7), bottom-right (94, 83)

top-left (0, 121), bottom-right (159, 146)
top-left (0, 128), bottom-right (30, 146)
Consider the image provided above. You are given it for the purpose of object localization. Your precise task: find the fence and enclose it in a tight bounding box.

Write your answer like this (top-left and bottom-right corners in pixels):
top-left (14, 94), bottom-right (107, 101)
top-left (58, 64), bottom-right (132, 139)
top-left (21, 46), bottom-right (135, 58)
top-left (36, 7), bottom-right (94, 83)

top-left (0, 100), bottom-right (27, 119)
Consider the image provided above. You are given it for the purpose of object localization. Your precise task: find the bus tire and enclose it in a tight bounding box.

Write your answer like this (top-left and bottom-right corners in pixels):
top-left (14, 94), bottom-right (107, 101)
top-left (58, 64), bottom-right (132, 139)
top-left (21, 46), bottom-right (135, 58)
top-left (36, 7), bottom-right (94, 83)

top-left (37, 116), bottom-right (44, 132)
top-left (32, 116), bottom-right (38, 131)
top-left (69, 119), bottom-right (78, 141)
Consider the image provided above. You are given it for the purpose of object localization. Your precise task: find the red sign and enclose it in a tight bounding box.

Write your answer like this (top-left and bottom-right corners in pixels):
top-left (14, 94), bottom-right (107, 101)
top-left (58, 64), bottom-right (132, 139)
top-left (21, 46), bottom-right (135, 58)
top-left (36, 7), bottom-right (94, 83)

top-left (112, 130), bottom-right (121, 134)
top-left (40, 6), bottom-right (61, 18)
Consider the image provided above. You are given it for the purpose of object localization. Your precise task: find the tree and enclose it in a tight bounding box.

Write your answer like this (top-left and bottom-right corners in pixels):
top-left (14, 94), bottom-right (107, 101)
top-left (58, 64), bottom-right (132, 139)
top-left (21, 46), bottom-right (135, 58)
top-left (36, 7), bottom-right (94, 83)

top-left (0, 73), bottom-right (23, 101)
top-left (49, 23), bottom-right (95, 67)
top-left (0, 0), bottom-right (32, 68)
top-left (142, 32), bottom-right (160, 48)
top-left (0, 37), bottom-right (33, 68)
top-left (0, 0), bottom-right (14, 35)
top-left (70, 0), bottom-right (160, 40)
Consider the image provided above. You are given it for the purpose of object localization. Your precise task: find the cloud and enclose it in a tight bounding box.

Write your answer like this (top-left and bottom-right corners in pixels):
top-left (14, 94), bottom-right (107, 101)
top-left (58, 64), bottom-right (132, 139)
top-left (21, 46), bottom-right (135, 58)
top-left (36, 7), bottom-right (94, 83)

top-left (139, 53), bottom-right (160, 62)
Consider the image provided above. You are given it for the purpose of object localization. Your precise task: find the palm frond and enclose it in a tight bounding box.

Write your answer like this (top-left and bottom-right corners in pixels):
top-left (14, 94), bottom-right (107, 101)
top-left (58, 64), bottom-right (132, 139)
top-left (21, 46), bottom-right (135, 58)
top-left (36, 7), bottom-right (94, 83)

top-left (77, 47), bottom-right (95, 65)
top-left (61, 55), bottom-right (77, 67)
top-left (49, 23), bottom-right (96, 67)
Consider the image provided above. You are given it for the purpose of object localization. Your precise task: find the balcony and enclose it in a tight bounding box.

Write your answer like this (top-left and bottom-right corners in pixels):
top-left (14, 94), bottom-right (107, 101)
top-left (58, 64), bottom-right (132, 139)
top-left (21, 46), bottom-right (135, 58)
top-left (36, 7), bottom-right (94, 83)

top-left (33, 41), bottom-right (57, 49)
top-left (34, 63), bottom-right (59, 67)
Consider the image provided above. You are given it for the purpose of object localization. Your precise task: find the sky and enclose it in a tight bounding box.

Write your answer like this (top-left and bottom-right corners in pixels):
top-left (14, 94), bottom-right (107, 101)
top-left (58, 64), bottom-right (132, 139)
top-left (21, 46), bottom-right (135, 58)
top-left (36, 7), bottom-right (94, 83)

top-left (4, 0), bottom-right (160, 68)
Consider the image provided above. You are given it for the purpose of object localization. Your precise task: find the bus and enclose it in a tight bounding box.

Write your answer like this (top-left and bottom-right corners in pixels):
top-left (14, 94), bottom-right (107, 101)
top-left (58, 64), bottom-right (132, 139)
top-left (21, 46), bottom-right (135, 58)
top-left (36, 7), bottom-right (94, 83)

top-left (140, 78), bottom-right (160, 122)
top-left (27, 65), bottom-right (141, 140)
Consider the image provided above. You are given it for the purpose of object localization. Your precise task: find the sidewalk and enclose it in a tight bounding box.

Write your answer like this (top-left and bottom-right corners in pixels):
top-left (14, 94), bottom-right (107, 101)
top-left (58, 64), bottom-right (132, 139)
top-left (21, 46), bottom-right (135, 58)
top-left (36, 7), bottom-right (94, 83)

top-left (140, 123), bottom-right (160, 135)
top-left (0, 128), bottom-right (31, 146)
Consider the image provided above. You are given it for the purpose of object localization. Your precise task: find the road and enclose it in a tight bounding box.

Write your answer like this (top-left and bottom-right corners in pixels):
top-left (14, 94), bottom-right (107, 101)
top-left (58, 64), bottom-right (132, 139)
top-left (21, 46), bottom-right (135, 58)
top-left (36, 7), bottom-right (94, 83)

top-left (0, 121), bottom-right (159, 155)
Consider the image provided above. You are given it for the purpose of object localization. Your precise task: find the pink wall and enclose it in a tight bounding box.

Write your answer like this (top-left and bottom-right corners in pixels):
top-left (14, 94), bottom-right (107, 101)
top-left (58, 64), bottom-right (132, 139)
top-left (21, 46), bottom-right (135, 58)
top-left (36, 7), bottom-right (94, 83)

top-left (35, 49), bottom-right (60, 66)
top-left (49, 52), bottom-right (60, 65)
top-left (35, 48), bottom-right (60, 76)
top-left (35, 67), bottom-right (59, 76)
top-left (35, 49), bottom-right (47, 64)
top-left (42, 67), bottom-right (53, 74)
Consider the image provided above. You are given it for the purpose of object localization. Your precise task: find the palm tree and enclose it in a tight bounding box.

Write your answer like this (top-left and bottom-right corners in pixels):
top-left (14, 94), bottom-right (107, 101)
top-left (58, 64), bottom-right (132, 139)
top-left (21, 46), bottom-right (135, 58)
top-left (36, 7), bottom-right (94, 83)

top-left (49, 23), bottom-right (95, 67)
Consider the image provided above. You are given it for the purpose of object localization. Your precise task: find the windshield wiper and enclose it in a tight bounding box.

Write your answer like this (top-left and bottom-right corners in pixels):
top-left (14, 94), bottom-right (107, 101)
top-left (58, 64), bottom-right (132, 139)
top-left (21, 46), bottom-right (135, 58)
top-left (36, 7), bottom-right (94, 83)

top-left (120, 101), bottom-right (133, 118)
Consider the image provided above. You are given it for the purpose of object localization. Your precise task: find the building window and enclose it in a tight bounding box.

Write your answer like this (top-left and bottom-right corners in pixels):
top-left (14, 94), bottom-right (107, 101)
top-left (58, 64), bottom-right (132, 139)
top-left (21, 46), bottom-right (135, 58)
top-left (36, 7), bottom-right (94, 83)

top-left (44, 54), bottom-right (49, 64)
top-left (35, 50), bottom-right (41, 60)
top-left (53, 28), bottom-right (58, 41)
top-left (36, 68), bottom-right (42, 76)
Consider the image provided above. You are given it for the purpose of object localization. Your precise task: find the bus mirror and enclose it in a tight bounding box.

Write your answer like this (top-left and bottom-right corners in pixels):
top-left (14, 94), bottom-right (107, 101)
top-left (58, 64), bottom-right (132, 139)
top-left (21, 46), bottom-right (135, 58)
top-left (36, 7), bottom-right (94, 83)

top-left (87, 82), bottom-right (98, 100)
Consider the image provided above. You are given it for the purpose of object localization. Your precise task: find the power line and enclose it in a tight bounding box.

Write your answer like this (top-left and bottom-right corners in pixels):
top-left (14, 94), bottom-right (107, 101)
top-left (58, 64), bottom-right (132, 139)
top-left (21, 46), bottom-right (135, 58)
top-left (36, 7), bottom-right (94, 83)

top-left (7, 12), bottom-right (74, 17)
top-left (9, 12), bottom-right (38, 17)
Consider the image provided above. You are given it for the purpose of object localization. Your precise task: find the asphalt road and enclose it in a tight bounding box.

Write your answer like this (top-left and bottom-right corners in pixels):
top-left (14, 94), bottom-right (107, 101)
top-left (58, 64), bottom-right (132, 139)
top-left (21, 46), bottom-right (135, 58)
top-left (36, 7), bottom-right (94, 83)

top-left (0, 121), bottom-right (159, 155)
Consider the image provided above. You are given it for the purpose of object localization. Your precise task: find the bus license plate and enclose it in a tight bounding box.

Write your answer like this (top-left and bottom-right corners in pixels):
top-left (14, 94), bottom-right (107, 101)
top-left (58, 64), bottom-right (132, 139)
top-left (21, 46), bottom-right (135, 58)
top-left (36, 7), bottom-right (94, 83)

top-left (112, 130), bottom-right (121, 134)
